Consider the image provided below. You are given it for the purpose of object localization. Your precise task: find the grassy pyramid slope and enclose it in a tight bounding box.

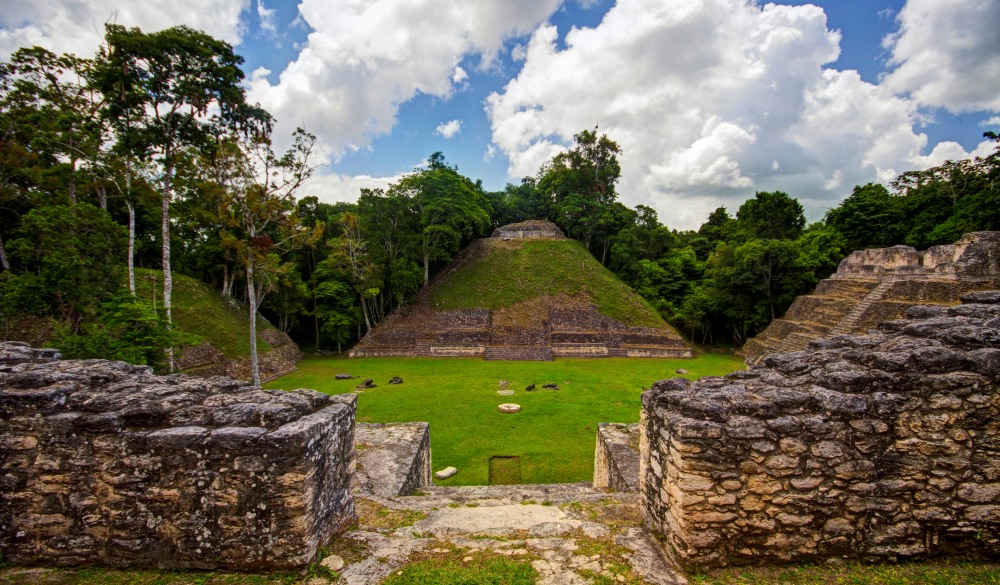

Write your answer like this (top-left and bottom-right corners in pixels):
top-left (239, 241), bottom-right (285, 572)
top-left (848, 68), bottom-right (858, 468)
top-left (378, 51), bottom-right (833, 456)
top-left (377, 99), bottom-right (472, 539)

top-left (430, 239), bottom-right (664, 328)
top-left (133, 267), bottom-right (273, 357)
top-left (352, 232), bottom-right (691, 359)
top-left (133, 268), bottom-right (300, 380)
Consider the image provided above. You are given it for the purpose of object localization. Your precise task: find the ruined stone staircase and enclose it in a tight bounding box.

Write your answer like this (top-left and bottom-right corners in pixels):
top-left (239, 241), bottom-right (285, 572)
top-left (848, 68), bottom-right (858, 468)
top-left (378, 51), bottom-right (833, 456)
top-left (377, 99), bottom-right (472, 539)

top-left (828, 279), bottom-right (894, 335)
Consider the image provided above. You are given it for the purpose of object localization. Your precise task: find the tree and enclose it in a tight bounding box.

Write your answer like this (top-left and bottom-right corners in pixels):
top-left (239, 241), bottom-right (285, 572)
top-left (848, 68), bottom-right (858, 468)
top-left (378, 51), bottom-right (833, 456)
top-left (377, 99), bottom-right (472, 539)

top-left (220, 129), bottom-right (318, 386)
top-left (94, 24), bottom-right (271, 371)
top-left (538, 129), bottom-right (621, 249)
top-left (824, 183), bottom-right (904, 251)
top-left (736, 191), bottom-right (805, 241)
top-left (391, 153), bottom-right (491, 284)
top-left (7, 203), bottom-right (126, 329)
top-left (3, 47), bottom-right (105, 206)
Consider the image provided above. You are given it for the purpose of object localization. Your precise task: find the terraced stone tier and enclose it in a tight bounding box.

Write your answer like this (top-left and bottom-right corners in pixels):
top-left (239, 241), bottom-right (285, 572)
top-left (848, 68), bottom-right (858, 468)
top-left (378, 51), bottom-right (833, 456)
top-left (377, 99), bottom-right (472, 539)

top-left (742, 232), bottom-right (1000, 365)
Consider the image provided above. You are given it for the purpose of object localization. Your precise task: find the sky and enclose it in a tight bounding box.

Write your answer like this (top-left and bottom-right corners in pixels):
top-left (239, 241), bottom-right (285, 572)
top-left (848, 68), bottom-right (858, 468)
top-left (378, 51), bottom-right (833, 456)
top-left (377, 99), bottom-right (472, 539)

top-left (2, 0), bottom-right (998, 230)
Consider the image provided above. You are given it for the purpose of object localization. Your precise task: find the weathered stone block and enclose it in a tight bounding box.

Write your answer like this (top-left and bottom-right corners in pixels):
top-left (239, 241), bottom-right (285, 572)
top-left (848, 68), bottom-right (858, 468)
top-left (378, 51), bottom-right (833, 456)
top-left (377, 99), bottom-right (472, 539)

top-left (640, 292), bottom-right (1000, 569)
top-left (0, 343), bottom-right (358, 571)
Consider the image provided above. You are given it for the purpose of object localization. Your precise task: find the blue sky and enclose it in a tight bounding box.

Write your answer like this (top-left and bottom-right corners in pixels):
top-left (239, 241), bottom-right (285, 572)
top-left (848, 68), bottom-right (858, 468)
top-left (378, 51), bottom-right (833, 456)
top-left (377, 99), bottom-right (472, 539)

top-left (3, 0), bottom-right (998, 228)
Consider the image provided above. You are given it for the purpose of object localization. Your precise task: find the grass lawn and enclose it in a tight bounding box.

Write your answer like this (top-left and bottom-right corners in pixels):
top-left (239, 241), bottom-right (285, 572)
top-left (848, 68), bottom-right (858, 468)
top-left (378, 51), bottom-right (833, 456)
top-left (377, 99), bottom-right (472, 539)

top-left (264, 353), bottom-right (743, 485)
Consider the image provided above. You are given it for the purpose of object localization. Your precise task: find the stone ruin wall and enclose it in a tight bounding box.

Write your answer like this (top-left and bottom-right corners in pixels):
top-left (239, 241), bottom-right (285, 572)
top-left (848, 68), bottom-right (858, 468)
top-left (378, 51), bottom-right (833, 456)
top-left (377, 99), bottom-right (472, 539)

top-left (641, 291), bottom-right (1000, 569)
top-left (177, 328), bottom-right (302, 383)
top-left (743, 232), bottom-right (1000, 364)
top-left (0, 342), bottom-right (356, 571)
top-left (491, 219), bottom-right (565, 239)
top-left (354, 422), bottom-right (432, 498)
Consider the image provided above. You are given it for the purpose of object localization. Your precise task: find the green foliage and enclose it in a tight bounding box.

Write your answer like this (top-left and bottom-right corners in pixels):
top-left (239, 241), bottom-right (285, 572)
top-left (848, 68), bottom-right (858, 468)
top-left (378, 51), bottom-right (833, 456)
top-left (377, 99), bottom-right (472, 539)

top-left (538, 129), bottom-right (622, 251)
top-left (133, 268), bottom-right (272, 359)
top-left (735, 191), bottom-right (805, 241)
top-left (8, 203), bottom-right (125, 327)
top-left (54, 292), bottom-right (198, 372)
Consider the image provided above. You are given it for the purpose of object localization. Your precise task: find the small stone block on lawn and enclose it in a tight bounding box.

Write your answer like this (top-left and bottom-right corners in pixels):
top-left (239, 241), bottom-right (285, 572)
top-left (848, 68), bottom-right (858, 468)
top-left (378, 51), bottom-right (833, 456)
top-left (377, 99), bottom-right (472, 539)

top-left (435, 466), bottom-right (458, 480)
top-left (498, 389), bottom-right (514, 395)
top-left (320, 554), bottom-right (345, 572)
top-left (335, 373), bottom-right (352, 380)
top-left (498, 403), bottom-right (521, 413)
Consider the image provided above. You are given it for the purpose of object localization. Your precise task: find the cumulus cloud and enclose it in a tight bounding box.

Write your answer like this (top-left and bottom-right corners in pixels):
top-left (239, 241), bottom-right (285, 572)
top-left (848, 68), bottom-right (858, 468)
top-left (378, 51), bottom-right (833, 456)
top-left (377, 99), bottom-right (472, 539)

top-left (436, 119), bottom-right (463, 139)
top-left (0, 0), bottom-right (249, 59)
top-left (486, 0), bottom-right (994, 229)
top-left (881, 0), bottom-right (1000, 113)
top-left (302, 171), bottom-right (401, 203)
top-left (248, 0), bottom-right (563, 160)
top-left (256, 0), bottom-right (277, 37)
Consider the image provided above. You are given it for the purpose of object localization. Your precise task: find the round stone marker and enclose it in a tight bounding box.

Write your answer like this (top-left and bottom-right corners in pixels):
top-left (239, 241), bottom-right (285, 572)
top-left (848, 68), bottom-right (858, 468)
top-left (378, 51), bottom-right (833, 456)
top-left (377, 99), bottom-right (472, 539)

top-left (497, 389), bottom-right (514, 395)
top-left (498, 403), bottom-right (521, 413)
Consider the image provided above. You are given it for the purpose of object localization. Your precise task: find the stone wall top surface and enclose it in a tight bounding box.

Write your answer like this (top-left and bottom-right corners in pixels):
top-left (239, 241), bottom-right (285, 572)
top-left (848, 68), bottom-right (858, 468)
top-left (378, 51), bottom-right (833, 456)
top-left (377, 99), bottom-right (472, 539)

top-left (491, 220), bottom-right (565, 239)
top-left (0, 341), bottom-right (345, 432)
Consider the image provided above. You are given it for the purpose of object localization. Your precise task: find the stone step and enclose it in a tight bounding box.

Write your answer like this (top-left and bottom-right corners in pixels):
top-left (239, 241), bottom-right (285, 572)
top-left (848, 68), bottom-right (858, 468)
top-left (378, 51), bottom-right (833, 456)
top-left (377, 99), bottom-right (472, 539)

top-left (483, 346), bottom-right (554, 361)
top-left (408, 482), bottom-right (632, 508)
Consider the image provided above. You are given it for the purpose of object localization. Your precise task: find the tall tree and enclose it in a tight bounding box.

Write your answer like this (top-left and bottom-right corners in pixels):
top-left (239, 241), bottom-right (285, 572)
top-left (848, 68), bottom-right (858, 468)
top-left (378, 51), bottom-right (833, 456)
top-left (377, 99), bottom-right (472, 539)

top-left (538, 128), bottom-right (621, 249)
top-left (391, 153), bottom-right (491, 284)
top-left (3, 47), bottom-right (105, 206)
top-left (735, 191), bottom-right (805, 241)
top-left (94, 24), bottom-right (271, 370)
top-left (221, 129), bottom-right (317, 386)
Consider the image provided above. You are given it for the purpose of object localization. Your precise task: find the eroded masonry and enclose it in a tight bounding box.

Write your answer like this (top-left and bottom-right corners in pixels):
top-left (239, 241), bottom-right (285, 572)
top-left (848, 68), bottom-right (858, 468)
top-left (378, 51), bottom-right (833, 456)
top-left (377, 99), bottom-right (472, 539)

top-left (639, 291), bottom-right (1000, 568)
top-left (742, 231), bottom-right (1000, 364)
top-left (0, 342), bottom-right (356, 570)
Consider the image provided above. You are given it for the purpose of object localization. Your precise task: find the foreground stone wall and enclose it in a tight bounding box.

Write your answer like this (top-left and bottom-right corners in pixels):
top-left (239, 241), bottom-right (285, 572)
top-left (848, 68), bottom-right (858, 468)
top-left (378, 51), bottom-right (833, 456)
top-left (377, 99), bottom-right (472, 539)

top-left (641, 292), bottom-right (1000, 568)
top-left (0, 342), bottom-right (355, 571)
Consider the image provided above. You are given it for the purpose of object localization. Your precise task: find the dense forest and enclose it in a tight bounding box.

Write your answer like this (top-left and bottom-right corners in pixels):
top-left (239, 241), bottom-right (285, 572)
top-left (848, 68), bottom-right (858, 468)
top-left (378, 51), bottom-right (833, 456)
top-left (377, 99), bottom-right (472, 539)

top-left (1, 25), bottom-right (998, 378)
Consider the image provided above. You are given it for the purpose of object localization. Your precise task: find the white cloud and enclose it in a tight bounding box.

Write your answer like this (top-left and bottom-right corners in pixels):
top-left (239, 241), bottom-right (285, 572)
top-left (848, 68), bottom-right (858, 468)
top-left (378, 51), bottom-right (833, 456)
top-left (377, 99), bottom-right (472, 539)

top-left (484, 144), bottom-right (497, 162)
top-left (436, 119), bottom-right (463, 139)
top-left (983, 116), bottom-right (1000, 128)
top-left (486, 0), bottom-right (992, 229)
top-left (249, 0), bottom-right (564, 162)
top-left (256, 0), bottom-right (277, 37)
top-left (881, 0), bottom-right (1000, 113)
top-left (303, 171), bottom-right (401, 204)
top-left (452, 66), bottom-right (468, 84)
top-left (0, 0), bottom-right (249, 59)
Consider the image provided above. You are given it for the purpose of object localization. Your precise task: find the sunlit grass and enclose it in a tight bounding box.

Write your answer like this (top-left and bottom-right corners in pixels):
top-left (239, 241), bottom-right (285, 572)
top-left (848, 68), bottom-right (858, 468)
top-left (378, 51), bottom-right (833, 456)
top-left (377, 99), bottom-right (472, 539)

top-left (265, 353), bottom-right (743, 485)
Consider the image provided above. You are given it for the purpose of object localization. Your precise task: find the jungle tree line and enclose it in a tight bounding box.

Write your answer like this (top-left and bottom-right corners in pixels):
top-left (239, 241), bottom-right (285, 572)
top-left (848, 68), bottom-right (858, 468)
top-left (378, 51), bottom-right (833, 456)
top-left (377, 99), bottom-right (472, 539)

top-left (2, 26), bottom-right (999, 372)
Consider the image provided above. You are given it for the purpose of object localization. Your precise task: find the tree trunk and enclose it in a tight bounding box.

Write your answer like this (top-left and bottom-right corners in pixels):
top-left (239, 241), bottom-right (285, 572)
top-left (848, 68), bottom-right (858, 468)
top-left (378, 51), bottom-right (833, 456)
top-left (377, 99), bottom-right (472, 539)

top-left (68, 157), bottom-right (77, 205)
top-left (162, 162), bottom-right (175, 372)
top-left (313, 288), bottom-right (320, 351)
top-left (222, 264), bottom-right (229, 296)
top-left (423, 240), bottom-right (430, 285)
top-left (127, 200), bottom-right (136, 294)
top-left (247, 257), bottom-right (261, 387)
top-left (0, 232), bottom-right (10, 271)
top-left (97, 184), bottom-right (107, 210)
